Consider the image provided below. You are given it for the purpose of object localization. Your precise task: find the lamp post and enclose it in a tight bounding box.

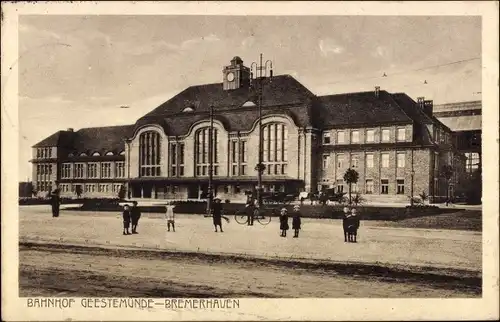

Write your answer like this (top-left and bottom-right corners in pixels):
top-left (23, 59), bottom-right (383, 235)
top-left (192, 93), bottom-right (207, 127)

top-left (250, 54), bottom-right (273, 209)
top-left (207, 104), bottom-right (215, 216)
top-left (410, 169), bottom-right (415, 206)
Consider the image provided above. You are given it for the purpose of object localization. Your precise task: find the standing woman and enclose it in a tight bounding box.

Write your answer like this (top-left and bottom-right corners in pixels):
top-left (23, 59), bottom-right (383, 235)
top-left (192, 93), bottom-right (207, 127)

top-left (212, 198), bottom-right (224, 233)
top-left (122, 205), bottom-right (131, 235)
top-left (50, 189), bottom-right (61, 218)
top-left (279, 208), bottom-right (289, 237)
top-left (292, 205), bottom-right (302, 238)
top-left (165, 203), bottom-right (176, 232)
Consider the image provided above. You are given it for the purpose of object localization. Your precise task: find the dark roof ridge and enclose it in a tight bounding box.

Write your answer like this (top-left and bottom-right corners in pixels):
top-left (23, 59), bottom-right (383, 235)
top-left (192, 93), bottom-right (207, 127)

top-left (75, 124), bottom-right (135, 131)
top-left (318, 89), bottom-right (392, 99)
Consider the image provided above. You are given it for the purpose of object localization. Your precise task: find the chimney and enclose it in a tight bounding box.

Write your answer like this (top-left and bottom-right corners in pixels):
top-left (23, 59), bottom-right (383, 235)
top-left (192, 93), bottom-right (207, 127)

top-left (423, 100), bottom-right (434, 117)
top-left (375, 86), bottom-right (380, 98)
top-left (417, 97), bottom-right (425, 109)
top-left (67, 128), bottom-right (74, 132)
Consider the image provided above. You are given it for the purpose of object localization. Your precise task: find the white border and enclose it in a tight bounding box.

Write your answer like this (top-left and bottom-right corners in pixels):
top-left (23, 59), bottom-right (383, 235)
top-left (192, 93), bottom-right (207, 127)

top-left (2, 1), bottom-right (498, 321)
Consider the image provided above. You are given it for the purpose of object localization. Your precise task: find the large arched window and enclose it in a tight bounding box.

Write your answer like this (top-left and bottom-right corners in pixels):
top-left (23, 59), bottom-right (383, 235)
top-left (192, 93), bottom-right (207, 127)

top-left (195, 127), bottom-right (219, 176)
top-left (262, 123), bottom-right (288, 175)
top-left (139, 131), bottom-right (161, 177)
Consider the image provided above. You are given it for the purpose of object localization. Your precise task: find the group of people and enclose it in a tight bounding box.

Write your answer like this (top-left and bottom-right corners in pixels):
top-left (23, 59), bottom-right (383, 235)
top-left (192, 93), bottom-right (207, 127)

top-left (342, 206), bottom-right (360, 243)
top-left (278, 205), bottom-right (302, 238)
top-left (122, 201), bottom-right (142, 235)
top-left (120, 199), bottom-right (360, 243)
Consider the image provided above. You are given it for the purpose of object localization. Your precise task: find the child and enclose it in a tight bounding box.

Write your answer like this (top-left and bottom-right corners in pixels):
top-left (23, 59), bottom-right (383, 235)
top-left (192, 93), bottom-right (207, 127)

top-left (122, 205), bottom-right (131, 235)
top-left (279, 208), bottom-right (289, 237)
top-left (342, 206), bottom-right (351, 242)
top-left (292, 205), bottom-right (302, 238)
top-left (165, 203), bottom-right (175, 232)
top-left (347, 208), bottom-right (360, 243)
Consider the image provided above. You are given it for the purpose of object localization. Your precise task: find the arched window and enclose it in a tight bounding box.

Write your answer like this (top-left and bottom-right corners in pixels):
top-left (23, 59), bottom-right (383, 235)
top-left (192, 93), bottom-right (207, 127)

top-left (139, 131), bottom-right (161, 177)
top-left (105, 151), bottom-right (114, 156)
top-left (195, 127), bottom-right (219, 176)
top-left (92, 152), bottom-right (101, 156)
top-left (262, 123), bottom-right (288, 175)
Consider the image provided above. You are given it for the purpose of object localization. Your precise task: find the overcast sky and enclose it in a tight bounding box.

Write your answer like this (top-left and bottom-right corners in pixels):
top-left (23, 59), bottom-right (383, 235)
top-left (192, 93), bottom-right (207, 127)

top-left (18, 15), bottom-right (481, 180)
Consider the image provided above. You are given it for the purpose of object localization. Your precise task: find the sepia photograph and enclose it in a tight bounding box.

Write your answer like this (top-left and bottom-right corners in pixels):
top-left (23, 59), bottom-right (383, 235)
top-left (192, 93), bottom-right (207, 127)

top-left (2, 1), bottom-right (498, 321)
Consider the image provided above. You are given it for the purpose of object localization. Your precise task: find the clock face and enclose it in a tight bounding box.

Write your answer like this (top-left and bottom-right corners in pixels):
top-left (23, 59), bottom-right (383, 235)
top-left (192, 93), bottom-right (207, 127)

top-left (227, 72), bottom-right (235, 82)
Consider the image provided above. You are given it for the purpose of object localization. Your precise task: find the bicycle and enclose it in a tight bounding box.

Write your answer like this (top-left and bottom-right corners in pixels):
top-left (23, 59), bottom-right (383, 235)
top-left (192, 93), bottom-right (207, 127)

top-left (234, 209), bottom-right (272, 225)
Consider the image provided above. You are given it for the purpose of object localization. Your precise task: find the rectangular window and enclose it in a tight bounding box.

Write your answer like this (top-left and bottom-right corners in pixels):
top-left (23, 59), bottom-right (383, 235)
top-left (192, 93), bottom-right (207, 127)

top-left (323, 132), bottom-right (331, 144)
top-left (366, 154), bottom-right (374, 168)
top-left (351, 154), bottom-right (359, 169)
top-left (337, 154), bottom-right (344, 168)
top-left (351, 183), bottom-right (358, 193)
top-left (115, 162), bottom-right (125, 178)
top-left (232, 165), bottom-right (238, 176)
top-left (366, 129), bottom-right (375, 143)
top-left (87, 163), bottom-right (98, 179)
top-left (397, 153), bottom-right (406, 168)
top-left (74, 163), bottom-right (84, 178)
top-left (351, 130), bottom-right (359, 143)
top-left (381, 179), bottom-right (389, 194)
top-left (397, 179), bottom-right (405, 194)
top-left (365, 179), bottom-right (374, 194)
top-left (322, 154), bottom-right (330, 170)
top-left (61, 163), bottom-right (71, 178)
top-left (397, 128), bottom-right (406, 141)
top-left (337, 131), bottom-right (345, 144)
top-left (336, 179), bottom-right (344, 193)
top-left (240, 165), bottom-right (247, 175)
top-left (381, 129), bottom-right (390, 142)
top-left (381, 153), bottom-right (390, 168)
top-left (101, 162), bottom-right (112, 178)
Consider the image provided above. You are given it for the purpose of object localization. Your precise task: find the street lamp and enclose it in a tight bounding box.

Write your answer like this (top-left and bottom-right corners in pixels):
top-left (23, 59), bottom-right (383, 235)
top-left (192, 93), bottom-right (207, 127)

top-left (207, 104), bottom-right (215, 216)
top-left (410, 169), bottom-right (415, 206)
top-left (250, 54), bottom-right (273, 209)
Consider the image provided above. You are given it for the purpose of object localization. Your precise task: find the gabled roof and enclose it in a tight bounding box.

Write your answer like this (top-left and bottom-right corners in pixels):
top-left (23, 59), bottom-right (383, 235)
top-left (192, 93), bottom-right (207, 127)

top-left (32, 125), bottom-right (135, 156)
top-left (315, 90), bottom-right (413, 129)
top-left (71, 125), bottom-right (135, 155)
top-left (139, 75), bottom-right (315, 118)
top-left (32, 130), bottom-right (75, 148)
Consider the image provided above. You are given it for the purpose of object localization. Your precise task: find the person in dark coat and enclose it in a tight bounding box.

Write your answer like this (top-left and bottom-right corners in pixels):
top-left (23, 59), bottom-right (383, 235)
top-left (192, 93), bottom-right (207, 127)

top-left (292, 205), bottom-right (302, 238)
top-left (245, 200), bottom-right (255, 226)
top-left (342, 206), bottom-right (351, 242)
top-left (130, 201), bottom-right (141, 234)
top-left (279, 207), bottom-right (289, 237)
top-left (347, 208), bottom-right (361, 243)
top-left (122, 205), bottom-right (131, 235)
top-left (212, 198), bottom-right (223, 232)
top-left (50, 189), bottom-right (61, 218)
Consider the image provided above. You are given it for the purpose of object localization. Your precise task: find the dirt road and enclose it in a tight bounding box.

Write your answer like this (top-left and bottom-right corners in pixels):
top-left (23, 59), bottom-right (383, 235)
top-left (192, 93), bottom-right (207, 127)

top-left (20, 243), bottom-right (480, 298)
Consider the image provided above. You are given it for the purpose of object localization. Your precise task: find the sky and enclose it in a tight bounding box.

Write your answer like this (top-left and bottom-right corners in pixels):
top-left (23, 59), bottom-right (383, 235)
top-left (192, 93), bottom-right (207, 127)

top-left (18, 15), bottom-right (482, 180)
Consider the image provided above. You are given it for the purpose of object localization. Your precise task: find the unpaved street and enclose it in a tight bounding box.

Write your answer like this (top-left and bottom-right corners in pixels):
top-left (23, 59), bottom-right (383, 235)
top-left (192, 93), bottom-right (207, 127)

top-left (20, 243), bottom-right (480, 298)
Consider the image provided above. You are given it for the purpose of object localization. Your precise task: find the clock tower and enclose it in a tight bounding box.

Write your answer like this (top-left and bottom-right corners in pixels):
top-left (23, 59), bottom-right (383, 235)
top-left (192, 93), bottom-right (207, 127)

top-left (223, 56), bottom-right (250, 91)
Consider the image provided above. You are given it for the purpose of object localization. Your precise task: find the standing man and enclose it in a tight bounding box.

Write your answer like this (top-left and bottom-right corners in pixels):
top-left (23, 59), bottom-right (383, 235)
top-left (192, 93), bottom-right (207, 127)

top-left (342, 206), bottom-right (351, 242)
top-left (50, 189), bottom-right (61, 218)
top-left (245, 200), bottom-right (255, 226)
top-left (212, 198), bottom-right (224, 233)
top-left (122, 205), bottom-right (131, 235)
top-left (131, 201), bottom-right (141, 234)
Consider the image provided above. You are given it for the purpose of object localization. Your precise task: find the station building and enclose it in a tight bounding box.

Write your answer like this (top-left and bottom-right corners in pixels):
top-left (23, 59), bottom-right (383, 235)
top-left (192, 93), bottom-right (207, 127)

top-left (31, 56), bottom-right (466, 202)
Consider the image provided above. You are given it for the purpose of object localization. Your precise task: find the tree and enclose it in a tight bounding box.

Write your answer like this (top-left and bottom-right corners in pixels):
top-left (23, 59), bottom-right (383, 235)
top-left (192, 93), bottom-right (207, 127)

top-left (419, 191), bottom-right (429, 205)
top-left (117, 184), bottom-right (126, 200)
top-left (343, 167), bottom-right (359, 205)
top-left (75, 185), bottom-right (83, 199)
top-left (440, 165), bottom-right (454, 203)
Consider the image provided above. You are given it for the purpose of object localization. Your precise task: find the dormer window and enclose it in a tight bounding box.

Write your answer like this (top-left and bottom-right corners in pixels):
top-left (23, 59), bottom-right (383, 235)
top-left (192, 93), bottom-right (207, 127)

top-left (80, 153), bottom-right (87, 157)
top-left (119, 151), bottom-right (125, 155)
top-left (92, 152), bottom-right (101, 156)
top-left (182, 106), bottom-right (195, 112)
top-left (242, 101), bottom-right (256, 107)
top-left (105, 151), bottom-right (114, 156)
top-left (68, 153), bottom-right (74, 157)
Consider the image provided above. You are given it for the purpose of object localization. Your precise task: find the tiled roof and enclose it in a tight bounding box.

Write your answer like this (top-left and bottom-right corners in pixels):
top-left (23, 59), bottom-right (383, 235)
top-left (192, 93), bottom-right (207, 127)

top-left (315, 90), bottom-right (413, 128)
top-left (71, 125), bottom-right (135, 155)
top-left (33, 125), bottom-right (135, 155)
top-left (139, 75), bottom-right (316, 117)
top-left (32, 131), bottom-right (75, 148)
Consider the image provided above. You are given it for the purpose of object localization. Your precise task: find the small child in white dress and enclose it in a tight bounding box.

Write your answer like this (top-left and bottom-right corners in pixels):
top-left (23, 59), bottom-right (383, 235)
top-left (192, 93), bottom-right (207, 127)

top-left (165, 203), bottom-right (176, 232)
